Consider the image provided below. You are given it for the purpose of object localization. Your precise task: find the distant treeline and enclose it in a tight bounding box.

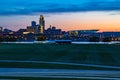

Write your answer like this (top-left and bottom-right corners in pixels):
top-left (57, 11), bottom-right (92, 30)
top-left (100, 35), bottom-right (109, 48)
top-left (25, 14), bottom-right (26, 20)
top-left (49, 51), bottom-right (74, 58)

top-left (89, 36), bottom-right (112, 42)
top-left (0, 36), bottom-right (17, 42)
top-left (0, 36), bottom-right (113, 42)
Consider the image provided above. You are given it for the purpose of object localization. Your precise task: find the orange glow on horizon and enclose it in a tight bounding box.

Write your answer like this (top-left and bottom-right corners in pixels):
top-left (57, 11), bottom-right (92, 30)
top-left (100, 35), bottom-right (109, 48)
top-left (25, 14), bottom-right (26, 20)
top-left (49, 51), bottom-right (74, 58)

top-left (46, 12), bottom-right (120, 32)
top-left (1, 11), bottom-right (120, 32)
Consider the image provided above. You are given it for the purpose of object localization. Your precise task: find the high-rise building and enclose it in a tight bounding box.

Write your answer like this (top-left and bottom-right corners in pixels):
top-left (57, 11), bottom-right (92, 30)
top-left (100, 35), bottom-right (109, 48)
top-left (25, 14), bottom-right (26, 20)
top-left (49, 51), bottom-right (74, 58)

top-left (39, 15), bottom-right (45, 34)
top-left (31, 21), bottom-right (36, 27)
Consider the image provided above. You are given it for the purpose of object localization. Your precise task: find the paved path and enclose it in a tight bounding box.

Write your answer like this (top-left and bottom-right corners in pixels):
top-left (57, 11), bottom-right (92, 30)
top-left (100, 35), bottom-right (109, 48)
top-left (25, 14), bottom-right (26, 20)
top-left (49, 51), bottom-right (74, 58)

top-left (0, 68), bottom-right (120, 79)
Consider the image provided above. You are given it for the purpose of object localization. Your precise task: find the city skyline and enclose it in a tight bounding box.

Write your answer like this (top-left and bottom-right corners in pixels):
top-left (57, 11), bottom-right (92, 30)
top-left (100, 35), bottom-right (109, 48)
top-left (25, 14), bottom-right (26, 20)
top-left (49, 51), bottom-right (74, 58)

top-left (0, 0), bottom-right (120, 32)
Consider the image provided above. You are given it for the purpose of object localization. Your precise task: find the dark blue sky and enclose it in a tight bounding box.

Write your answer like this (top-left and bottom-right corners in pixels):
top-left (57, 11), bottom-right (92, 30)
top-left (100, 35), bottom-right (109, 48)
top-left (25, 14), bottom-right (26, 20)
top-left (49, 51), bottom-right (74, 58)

top-left (0, 0), bottom-right (120, 16)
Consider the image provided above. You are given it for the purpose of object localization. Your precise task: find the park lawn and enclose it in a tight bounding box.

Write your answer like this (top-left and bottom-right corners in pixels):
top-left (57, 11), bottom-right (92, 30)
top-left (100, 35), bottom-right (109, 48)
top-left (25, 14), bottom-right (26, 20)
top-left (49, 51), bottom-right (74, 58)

top-left (0, 43), bottom-right (120, 67)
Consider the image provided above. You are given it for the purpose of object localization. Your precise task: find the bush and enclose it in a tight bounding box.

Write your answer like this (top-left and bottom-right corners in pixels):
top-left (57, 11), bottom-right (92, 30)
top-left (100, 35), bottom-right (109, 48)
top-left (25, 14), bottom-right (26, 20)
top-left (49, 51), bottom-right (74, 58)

top-left (89, 36), bottom-right (99, 42)
top-left (0, 36), bottom-right (4, 42)
top-left (102, 37), bottom-right (112, 42)
top-left (4, 37), bottom-right (17, 42)
top-left (37, 36), bottom-right (46, 41)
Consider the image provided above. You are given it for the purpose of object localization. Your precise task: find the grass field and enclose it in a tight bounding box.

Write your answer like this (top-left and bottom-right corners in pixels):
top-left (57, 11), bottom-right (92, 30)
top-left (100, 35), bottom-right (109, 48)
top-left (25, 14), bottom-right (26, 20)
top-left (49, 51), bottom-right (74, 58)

top-left (0, 43), bottom-right (120, 66)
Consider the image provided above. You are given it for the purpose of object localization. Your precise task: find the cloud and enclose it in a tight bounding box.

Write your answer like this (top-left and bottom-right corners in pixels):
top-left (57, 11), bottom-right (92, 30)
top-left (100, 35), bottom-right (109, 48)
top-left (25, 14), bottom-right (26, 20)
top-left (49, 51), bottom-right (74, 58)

top-left (0, 0), bottom-right (120, 16)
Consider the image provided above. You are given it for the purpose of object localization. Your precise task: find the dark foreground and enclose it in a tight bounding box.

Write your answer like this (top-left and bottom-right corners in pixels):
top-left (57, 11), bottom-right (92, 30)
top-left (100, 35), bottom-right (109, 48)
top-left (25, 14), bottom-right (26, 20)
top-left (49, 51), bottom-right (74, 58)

top-left (0, 43), bottom-right (120, 66)
top-left (0, 43), bottom-right (120, 80)
top-left (0, 68), bottom-right (120, 80)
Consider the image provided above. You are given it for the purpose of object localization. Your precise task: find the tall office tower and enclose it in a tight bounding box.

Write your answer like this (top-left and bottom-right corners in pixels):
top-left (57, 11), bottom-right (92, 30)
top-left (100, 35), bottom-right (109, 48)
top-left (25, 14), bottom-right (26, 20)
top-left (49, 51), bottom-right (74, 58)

top-left (39, 15), bottom-right (45, 33)
top-left (31, 21), bottom-right (36, 27)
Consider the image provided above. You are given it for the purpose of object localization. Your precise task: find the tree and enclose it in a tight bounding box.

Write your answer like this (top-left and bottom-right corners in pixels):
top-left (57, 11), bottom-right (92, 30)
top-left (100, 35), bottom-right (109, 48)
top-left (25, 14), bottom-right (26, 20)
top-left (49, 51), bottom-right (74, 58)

top-left (4, 37), bottom-right (17, 42)
top-left (89, 36), bottom-right (99, 42)
top-left (37, 36), bottom-right (46, 41)
top-left (0, 36), bottom-right (4, 42)
top-left (102, 37), bottom-right (112, 42)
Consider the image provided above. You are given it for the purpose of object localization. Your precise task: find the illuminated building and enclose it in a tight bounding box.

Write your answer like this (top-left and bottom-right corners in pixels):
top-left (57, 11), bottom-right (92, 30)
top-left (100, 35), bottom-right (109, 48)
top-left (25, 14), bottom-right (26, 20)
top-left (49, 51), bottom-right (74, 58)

top-left (68, 29), bottom-right (99, 36)
top-left (44, 25), bottom-right (62, 40)
top-left (39, 15), bottom-right (45, 34)
top-left (26, 21), bottom-right (39, 34)
top-left (27, 26), bottom-right (36, 34)
top-left (68, 29), bottom-right (99, 41)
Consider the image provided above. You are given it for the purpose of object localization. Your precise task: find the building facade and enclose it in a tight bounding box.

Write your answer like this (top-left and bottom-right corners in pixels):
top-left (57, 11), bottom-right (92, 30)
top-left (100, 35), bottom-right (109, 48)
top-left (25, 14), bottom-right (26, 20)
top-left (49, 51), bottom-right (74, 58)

top-left (39, 15), bottom-right (45, 34)
top-left (44, 25), bottom-right (62, 40)
top-left (26, 21), bottom-right (39, 34)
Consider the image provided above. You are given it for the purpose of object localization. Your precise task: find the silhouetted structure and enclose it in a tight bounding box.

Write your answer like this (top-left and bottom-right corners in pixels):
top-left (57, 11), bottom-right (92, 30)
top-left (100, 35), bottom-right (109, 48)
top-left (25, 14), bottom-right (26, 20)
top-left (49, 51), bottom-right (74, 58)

top-left (16, 29), bottom-right (27, 34)
top-left (31, 21), bottom-right (36, 27)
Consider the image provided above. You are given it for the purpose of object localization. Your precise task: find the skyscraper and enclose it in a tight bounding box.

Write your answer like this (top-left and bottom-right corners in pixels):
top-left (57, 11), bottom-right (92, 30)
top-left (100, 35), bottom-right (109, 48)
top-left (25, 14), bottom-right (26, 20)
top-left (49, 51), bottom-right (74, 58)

top-left (39, 15), bottom-right (45, 33)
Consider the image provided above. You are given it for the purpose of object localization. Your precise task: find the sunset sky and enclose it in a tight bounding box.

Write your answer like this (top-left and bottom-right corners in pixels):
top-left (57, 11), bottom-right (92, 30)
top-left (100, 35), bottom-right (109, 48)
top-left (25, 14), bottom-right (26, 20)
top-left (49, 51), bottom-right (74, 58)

top-left (0, 0), bottom-right (120, 32)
